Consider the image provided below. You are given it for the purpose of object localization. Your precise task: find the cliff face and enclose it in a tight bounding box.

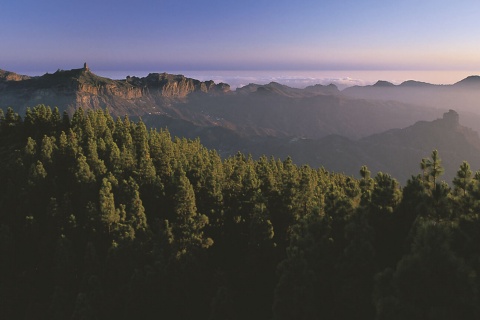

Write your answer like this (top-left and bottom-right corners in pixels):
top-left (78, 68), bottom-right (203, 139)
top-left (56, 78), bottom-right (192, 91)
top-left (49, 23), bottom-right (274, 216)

top-left (0, 70), bottom-right (31, 82)
top-left (0, 66), bottom-right (231, 116)
top-left (127, 73), bottom-right (230, 98)
top-left (0, 65), bottom-right (444, 139)
top-left (77, 83), bottom-right (144, 99)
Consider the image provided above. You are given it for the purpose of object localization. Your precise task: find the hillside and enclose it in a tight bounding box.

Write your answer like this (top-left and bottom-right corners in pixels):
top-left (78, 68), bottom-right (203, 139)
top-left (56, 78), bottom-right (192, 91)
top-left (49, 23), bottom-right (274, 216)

top-left (176, 88), bottom-right (442, 140)
top-left (3, 66), bottom-right (480, 184)
top-left (0, 64), bottom-right (230, 116)
top-left (342, 76), bottom-right (480, 132)
top-left (0, 65), bottom-right (445, 140)
top-left (140, 108), bottom-right (480, 184)
top-left (260, 110), bottom-right (480, 184)
top-left (2, 106), bottom-right (480, 320)
top-left (0, 69), bottom-right (31, 82)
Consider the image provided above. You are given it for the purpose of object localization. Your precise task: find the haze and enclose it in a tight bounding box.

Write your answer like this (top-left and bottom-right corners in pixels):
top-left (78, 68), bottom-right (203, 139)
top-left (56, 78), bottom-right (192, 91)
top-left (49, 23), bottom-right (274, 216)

top-left (2, 0), bottom-right (480, 81)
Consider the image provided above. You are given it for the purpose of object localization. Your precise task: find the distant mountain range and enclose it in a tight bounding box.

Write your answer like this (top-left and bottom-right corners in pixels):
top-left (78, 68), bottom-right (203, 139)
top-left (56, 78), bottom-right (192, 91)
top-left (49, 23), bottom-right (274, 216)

top-left (2, 65), bottom-right (480, 183)
top-left (257, 110), bottom-right (480, 184)
top-left (0, 64), bottom-right (447, 138)
top-left (343, 76), bottom-right (480, 132)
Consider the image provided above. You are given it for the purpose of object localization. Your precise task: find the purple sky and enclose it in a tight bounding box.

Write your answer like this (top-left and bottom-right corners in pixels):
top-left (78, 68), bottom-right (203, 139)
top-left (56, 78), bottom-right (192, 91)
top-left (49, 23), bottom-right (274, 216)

top-left (2, 0), bottom-right (480, 83)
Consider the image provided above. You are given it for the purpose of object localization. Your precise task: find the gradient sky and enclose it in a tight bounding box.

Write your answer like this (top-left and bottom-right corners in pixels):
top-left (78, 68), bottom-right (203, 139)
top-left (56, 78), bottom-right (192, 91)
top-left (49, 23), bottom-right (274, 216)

top-left (2, 0), bottom-right (480, 75)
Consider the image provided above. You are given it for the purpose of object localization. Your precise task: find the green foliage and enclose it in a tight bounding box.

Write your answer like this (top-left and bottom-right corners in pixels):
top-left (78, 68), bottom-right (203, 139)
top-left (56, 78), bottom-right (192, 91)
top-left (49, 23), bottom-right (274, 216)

top-left (374, 222), bottom-right (479, 320)
top-left (453, 161), bottom-right (472, 197)
top-left (99, 177), bottom-right (119, 234)
top-left (371, 172), bottom-right (401, 214)
top-left (422, 149), bottom-right (445, 187)
top-left (1, 105), bottom-right (480, 320)
top-left (169, 168), bottom-right (212, 258)
top-left (360, 165), bottom-right (374, 203)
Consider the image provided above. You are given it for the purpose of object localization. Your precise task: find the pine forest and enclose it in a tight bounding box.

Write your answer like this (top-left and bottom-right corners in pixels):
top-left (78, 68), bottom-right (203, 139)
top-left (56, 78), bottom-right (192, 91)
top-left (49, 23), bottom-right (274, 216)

top-left (1, 105), bottom-right (480, 320)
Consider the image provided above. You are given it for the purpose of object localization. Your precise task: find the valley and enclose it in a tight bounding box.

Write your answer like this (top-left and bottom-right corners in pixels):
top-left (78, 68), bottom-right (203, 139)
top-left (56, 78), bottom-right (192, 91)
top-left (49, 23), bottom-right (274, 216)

top-left (2, 65), bottom-right (480, 183)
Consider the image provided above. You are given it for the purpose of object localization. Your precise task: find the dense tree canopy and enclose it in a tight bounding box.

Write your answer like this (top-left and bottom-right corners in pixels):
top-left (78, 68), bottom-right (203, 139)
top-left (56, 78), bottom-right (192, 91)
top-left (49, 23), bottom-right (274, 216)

top-left (0, 105), bottom-right (479, 319)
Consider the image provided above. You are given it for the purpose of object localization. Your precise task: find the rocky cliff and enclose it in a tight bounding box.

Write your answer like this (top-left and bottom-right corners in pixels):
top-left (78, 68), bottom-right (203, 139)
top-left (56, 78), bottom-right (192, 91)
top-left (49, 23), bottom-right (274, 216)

top-left (4, 66), bottom-right (480, 184)
top-left (0, 65), bottom-right (231, 116)
top-left (0, 65), bottom-right (445, 140)
top-left (127, 73), bottom-right (230, 98)
top-left (0, 69), bottom-right (31, 82)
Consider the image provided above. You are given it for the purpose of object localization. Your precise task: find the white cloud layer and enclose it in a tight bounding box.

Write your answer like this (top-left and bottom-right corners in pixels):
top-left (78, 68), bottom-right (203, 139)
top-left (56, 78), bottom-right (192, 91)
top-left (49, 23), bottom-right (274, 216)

top-left (89, 69), bottom-right (476, 91)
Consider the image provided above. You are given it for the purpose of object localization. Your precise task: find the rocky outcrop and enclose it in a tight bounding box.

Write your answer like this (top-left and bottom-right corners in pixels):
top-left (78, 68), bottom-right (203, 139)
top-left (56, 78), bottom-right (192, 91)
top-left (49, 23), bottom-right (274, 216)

top-left (77, 83), bottom-right (143, 99)
top-left (342, 75), bottom-right (480, 134)
top-left (304, 83), bottom-right (339, 95)
top-left (127, 73), bottom-right (230, 98)
top-left (236, 82), bottom-right (336, 97)
top-left (372, 80), bottom-right (395, 87)
top-left (442, 109), bottom-right (459, 127)
top-left (0, 70), bottom-right (31, 82)
top-left (0, 65), bottom-right (231, 116)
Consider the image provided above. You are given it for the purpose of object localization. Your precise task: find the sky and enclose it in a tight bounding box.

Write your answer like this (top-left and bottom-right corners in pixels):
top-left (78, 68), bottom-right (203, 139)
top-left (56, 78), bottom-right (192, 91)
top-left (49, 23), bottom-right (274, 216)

top-left (2, 0), bottom-right (480, 86)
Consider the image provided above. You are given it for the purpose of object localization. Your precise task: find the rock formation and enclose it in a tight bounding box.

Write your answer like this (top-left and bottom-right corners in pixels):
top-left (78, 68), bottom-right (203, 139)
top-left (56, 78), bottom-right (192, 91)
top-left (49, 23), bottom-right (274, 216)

top-left (0, 65), bottom-right (231, 116)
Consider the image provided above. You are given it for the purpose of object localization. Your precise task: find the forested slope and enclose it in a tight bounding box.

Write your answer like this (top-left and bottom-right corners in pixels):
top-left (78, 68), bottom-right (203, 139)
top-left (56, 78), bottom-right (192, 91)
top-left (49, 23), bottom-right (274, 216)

top-left (1, 105), bottom-right (480, 320)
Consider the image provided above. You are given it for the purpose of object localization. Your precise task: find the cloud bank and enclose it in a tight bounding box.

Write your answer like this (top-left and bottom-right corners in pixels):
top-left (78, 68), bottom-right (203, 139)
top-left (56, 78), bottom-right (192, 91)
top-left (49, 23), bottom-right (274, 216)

top-left (92, 69), bottom-right (475, 91)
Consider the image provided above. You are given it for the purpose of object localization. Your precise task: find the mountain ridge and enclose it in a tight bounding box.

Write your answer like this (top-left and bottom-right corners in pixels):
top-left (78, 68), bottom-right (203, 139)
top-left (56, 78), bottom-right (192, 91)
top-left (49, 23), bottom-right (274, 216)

top-left (3, 66), bottom-right (480, 91)
top-left (0, 64), bottom-right (446, 139)
top-left (342, 73), bottom-right (480, 129)
top-left (0, 64), bottom-right (231, 116)
top-left (2, 65), bottom-right (480, 183)
top-left (253, 109), bottom-right (480, 184)
top-left (0, 69), bottom-right (31, 82)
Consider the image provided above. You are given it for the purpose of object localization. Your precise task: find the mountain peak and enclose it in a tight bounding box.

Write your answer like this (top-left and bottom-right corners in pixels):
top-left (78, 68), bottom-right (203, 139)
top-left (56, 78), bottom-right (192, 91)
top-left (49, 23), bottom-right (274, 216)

top-left (454, 75), bottom-right (480, 87)
top-left (399, 80), bottom-right (433, 87)
top-left (442, 109), bottom-right (459, 126)
top-left (41, 66), bottom-right (114, 87)
top-left (0, 69), bottom-right (31, 82)
top-left (373, 80), bottom-right (395, 87)
top-left (304, 83), bottom-right (339, 95)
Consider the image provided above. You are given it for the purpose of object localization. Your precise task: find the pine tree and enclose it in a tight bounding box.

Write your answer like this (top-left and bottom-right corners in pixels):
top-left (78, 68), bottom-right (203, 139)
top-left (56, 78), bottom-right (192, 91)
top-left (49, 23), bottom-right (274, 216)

top-left (171, 169), bottom-right (212, 258)
top-left (422, 149), bottom-right (444, 188)
top-left (296, 165), bottom-right (319, 217)
top-left (5, 107), bottom-right (20, 125)
top-left (453, 161), bottom-right (472, 198)
top-left (119, 178), bottom-right (148, 238)
top-left (28, 160), bottom-right (47, 186)
top-left (71, 108), bottom-right (86, 136)
top-left (74, 154), bottom-right (96, 184)
top-left (359, 165), bottom-right (374, 204)
top-left (40, 135), bottom-right (56, 164)
top-left (106, 140), bottom-right (122, 175)
top-left (2, 107), bottom-right (21, 132)
top-left (371, 172), bottom-right (401, 214)
top-left (374, 222), bottom-right (479, 319)
top-left (84, 138), bottom-right (107, 177)
top-left (52, 107), bottom-right (62, 131)
top-left (99, 178), bottom-right (119, 235)
top-left (24, 136), bottom-right (37, 159)
top-left (149, 128), bottom-right (174, 182)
